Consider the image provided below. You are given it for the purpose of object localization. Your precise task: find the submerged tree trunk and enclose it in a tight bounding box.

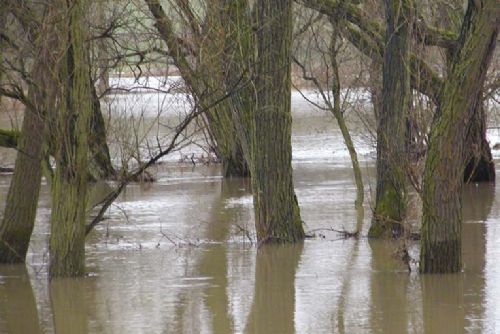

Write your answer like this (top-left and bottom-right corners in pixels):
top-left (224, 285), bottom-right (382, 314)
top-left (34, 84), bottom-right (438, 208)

top-left (253, 0), bottom-right (305, 243)
top-left (420, 0), bottom-right (499, 273)
top-left (369, 0), bottom-right (412, 238)
top-left (49, 0), bottom-right (92, 278)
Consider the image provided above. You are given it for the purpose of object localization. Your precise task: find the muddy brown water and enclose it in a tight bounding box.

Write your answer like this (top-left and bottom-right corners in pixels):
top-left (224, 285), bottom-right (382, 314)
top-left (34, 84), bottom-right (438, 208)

top-left (0, 91), bottom-right (499, 333)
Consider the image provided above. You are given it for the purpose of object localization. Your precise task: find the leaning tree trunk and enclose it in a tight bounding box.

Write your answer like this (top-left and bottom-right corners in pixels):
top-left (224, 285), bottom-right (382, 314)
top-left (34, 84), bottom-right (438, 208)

top-left (369, 0), bottom-right (413, 238)
top-left (0, 94), bottom-right (45, 263)
top-left (0, 8), bottom-right (53, 263)
top-left (253, 0), bottom-right (305, 243)
top-left (49, 0), bottom-right (92, 278)
top-left (144, 0), bottom-right (249, 178)
top-left (420, 0), bottom-right (499, 274)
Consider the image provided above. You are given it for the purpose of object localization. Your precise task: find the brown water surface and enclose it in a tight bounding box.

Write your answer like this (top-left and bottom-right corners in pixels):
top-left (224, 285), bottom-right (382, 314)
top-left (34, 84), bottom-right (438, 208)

top-left (0, 91), bottom-right (499, 333)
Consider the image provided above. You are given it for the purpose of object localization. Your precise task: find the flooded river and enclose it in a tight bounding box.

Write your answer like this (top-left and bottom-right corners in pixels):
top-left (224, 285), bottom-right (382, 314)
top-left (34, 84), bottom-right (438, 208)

top-left (0, 88), bottom-right (499, 333)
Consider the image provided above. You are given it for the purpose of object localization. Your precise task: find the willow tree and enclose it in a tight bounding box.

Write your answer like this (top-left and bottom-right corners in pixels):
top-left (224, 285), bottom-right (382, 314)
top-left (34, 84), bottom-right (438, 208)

top-left (144, 0), bottom-right (249, 177)
top-left (368, 0), bottom-right (413, 238)
top-left (252, 0), bottom-right (305, 242)
top-left (298, 0), bottom-right (497, 186)
top-left (49, 0), bottom-right (93, 278)
top-left (420, 0), bottom-right (499, 273)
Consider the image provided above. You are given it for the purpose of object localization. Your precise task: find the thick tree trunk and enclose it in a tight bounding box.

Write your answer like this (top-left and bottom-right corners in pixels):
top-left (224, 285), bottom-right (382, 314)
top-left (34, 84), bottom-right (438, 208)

top-left (369, 0), bottom-right (412, 238)
top-left (0, 11), bottom-right (51, 262)
top-left (0, 100), bottom-right (44, 263)
top-left (253, 0), bottom-right (305, 243)
top-left (49, 0), bottom-right (92, 278)
top-left (420, 0), bottom-right (499, 274)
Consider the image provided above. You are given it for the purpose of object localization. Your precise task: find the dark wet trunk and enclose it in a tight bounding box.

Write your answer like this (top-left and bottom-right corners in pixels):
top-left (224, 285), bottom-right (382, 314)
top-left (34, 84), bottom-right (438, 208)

top-left (223, 139), bottom-right (249, 177)
top-left (88, 81), bottom-right (115, 180)
top-left (369, 0), bottom-right (413, 238)
top-left (253, 0), bottom-right (304, 242)
top-left (463, 100), bottom-right (495, 183)
top-left (420, 0), bottom-right (499, 273)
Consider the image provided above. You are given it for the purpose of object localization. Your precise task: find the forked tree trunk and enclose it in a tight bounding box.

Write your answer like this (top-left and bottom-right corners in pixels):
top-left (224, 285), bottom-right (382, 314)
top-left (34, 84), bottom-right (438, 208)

top-left (49, 0), bottom-right (92, 278)
top-left (253, 0), bottom-right (304, 243)
top-left (420, 0), bottom-right (499, 273)
top-left (369, 0), bottom-right (412, 238)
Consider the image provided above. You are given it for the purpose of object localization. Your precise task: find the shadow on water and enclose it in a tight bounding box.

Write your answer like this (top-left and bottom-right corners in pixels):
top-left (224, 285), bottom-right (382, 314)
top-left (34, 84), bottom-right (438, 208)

top-left (365, 182), bottom-right (494, 334)
top-left (50, 278), bottom-right (89, 334)
top-left (369, 241), bottom-right (413, 334)
top-left (164, 177), bottom-right (251, 333)
top-left (421, 182), bottom-right (494, 334)
top-left (245, 243), bottom-right (304, 334)
top-left (0, 265), bottom-right (42, 334)
top-left (192, 179), bottom-right (250, 333)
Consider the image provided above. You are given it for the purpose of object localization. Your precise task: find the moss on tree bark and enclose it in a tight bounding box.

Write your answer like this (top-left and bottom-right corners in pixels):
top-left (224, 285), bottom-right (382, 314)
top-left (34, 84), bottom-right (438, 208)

top-left (420, 0), bottom-right (499, 273)
top-left (49, 0), bottom-right (92, 278)
top-left (369, 0), bottom-right (413, 238)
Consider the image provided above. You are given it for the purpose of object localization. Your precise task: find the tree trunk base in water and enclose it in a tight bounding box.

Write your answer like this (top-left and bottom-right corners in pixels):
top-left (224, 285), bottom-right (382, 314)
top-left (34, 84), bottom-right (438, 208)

top-left (420, 239), bottom-right (461, 274)
top-left (368, 218), bottom-right (404, 239)
top-left (464, 154), bottom-right (495, 183)
top-left (223, 159), bottom-right (250, 178)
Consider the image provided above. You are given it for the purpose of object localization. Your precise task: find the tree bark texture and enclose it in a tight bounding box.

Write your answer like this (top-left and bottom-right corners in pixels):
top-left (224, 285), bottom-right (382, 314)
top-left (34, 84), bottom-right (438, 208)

top-left (0, 5), bottom-right (53, 263)
top-left (0, 95), bottom-right (44, 262)
top-left (49, 0), bottom-right (92, 278)
top-left (369, 0), bottom-right (412, 238)
top-left (253, 0), bottom-right (305, 243)
top-left (420, 0), bottom-right (499, 273)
